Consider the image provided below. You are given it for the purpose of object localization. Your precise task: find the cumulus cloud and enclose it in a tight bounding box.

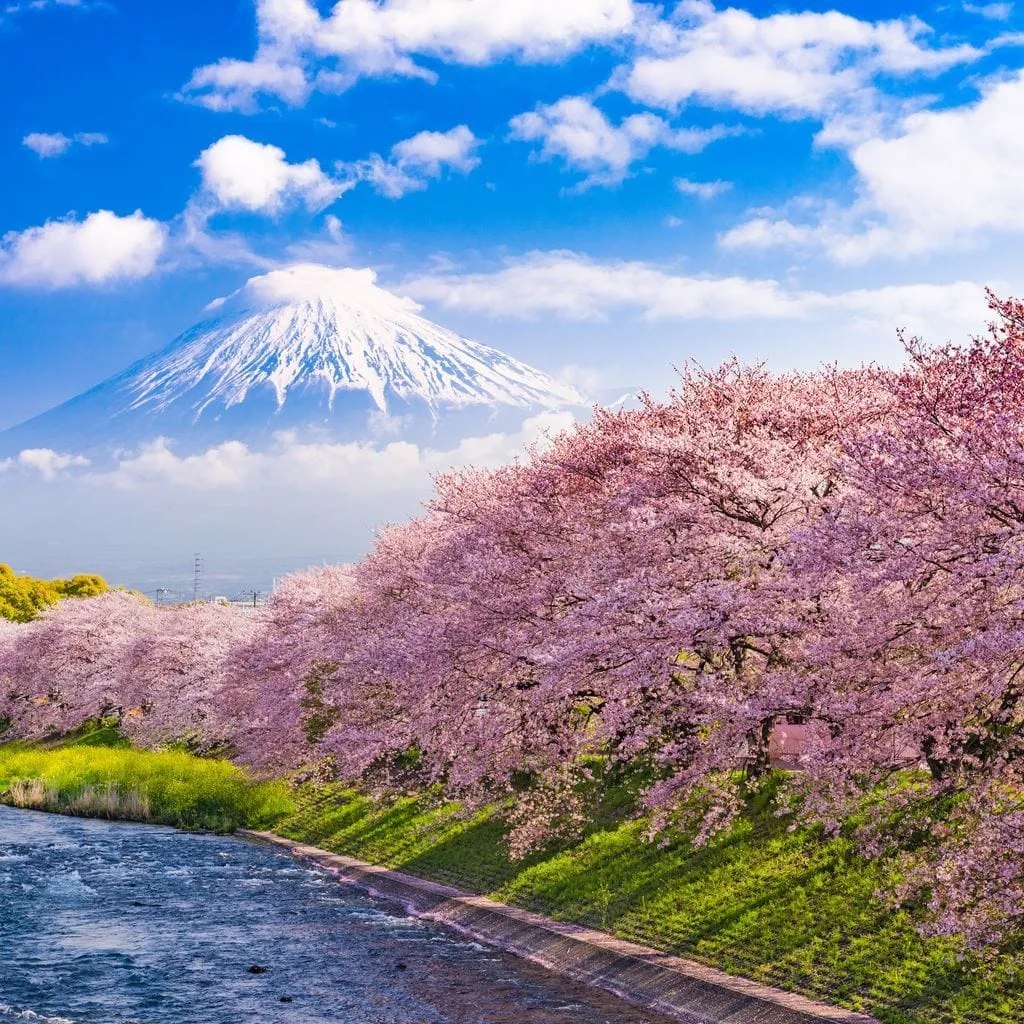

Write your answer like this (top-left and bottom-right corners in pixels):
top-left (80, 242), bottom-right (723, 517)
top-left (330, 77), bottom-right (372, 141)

top-left (181, 58), bottom-right (311, 114)
top-left (617, 1), bottom-right (982, 119)
top-left (93, 411), bottom-right (575, 492)
top-left (1, 411), bottom-right (581, 589)
top-left (0, 449), bottom-right (90, 481)
top-left (390, 125), bottom-right (481, 175)
top-left (846, 73), bottom-right (1024, 252)
top-left (509, 95), bottom-right (735, 188)
top-left (195, 135), bottom-right (352, 215)
top-left (22, 131), bottom-right (108, 158)
top-left (182, 0), bottom-right (638, 111)
top-left (0, 210), bottom-right (167, 288)
top-left (720, 71), bottom-right (1024, 262)
top-left (348, 125), bottom-right (482, 199)
top-left (401, 250), bottom-right (994, 337)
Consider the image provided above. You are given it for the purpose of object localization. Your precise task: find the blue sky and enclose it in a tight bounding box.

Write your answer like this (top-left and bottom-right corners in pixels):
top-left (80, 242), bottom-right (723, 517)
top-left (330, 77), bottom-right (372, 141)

top-left (5, 0), bottom-right (1024, 425)
top-left (3, 0), bottom-right (1024, 587)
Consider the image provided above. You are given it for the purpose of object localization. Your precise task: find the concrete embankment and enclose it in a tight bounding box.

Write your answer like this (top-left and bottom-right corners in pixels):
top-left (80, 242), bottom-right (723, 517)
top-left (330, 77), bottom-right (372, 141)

top-left (242, 831), bottom-right (878, 1024)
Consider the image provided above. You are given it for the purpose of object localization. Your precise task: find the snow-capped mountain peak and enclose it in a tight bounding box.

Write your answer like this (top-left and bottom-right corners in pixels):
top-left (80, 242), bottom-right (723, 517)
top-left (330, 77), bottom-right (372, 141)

top-left (0, 264), bottom-right (586, 455)
top-left (131, 264), bottom-right (584, 417)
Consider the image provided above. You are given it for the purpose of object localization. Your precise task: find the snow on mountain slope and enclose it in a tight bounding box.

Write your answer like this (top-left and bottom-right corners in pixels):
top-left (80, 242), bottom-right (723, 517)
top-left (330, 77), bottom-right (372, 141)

top-left (0, 264), bottom-right (586, 456)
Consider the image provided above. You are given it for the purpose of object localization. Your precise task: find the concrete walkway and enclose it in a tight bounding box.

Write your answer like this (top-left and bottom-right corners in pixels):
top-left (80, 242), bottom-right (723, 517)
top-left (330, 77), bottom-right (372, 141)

top-left (242, 831), bottom-right (879, 1024)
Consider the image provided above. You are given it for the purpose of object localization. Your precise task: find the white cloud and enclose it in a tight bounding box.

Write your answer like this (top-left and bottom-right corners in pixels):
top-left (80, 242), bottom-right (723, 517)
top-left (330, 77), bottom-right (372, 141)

top-left (0, 411), bottom-right (582, 590)
top-left (22, 131), bottom-right (108, 158)
top-left (509, 96), bottom-right (734, 188)
top-left (401, 250), bottom-right (994, 338)
top-left (88, 412), bottom-right (576, 492)
top-left (0, 449), bottom-right (89, 481)
top-left (390, 125), bottom-right (481, 175)
top-left (181, 57), bottom-right (311, 114)
top-left (618, 1), bottom-right (981, 119)
top-left (0, 210), bottom-right (167, 288)
top-left (719, 217), bottom-right (818, 250)
top-left (404, 251), bottom-right (813, 320)
top-left (22, 133), bottom-right (69, 157)
top-left (210, 262), bottom-right (422, 316)
top-left (182, 0), bottom-right (638, 111)
top-left (848, 73), bottom-right (1024, 251)
top-left (964, 2), bottom-right (1013, 19)
top-left (348, 125), bottom-right (481, 199)
top-left (556, 363), bottom-right (616, 398)
top-left (4, 0), bottom-right (100, 12)
top-left (195, 135), bottom-right (351, 215)
top-left (675, 177), bottom-right (731, 200)
top-left (284, 214), bottom-right (351, 264)
top-left (720, 71), bottom-right (1024, 262)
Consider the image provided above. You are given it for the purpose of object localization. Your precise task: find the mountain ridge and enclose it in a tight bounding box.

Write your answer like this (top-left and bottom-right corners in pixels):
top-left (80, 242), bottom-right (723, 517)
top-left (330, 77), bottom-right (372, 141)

top-left (0, 265), bottom-right (585, 457)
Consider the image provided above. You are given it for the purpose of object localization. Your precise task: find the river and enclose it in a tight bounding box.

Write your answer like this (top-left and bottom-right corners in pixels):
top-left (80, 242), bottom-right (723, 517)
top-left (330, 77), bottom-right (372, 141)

top-left (0, 806), bottom-right (673, 1024)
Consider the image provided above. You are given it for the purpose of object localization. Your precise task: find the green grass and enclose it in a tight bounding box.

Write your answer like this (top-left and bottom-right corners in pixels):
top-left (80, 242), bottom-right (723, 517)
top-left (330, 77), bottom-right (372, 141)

top-left (5, 732), bottom-right (1022, 1023)
top-left (274, 780), bottom-right (1024, 1024)
top-left (0, 729), bottom-right (294, 831)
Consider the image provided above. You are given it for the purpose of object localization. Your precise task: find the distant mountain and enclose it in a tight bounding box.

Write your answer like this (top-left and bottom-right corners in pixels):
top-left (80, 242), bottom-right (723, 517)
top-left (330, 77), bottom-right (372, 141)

top-left (0, 264), bottom-right (585, 456)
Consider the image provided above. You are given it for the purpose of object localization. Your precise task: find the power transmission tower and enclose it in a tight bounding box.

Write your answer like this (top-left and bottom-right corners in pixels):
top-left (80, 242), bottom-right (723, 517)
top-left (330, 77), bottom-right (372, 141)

top-left (192, 553), bottom-right (203, 603)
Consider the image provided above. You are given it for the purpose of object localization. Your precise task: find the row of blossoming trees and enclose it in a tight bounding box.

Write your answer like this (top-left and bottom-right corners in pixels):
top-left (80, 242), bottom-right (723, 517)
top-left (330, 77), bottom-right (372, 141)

top-left (4, 295), bottom-right (1024, 947)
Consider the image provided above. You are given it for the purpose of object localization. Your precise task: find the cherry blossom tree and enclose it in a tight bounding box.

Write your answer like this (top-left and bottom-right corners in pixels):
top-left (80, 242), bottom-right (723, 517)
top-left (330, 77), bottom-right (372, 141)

top-left (118, 600), bottom-right (260, 750)
top-left (786, 294), bottom-right (1024, 944)
top-left (308, 362), bottom-right (888, 850)
top-left (221, 566), bottom-right (357, 772)
top-left (0, 591), bottom-right (154, 738)
top-left (5, 295), bottom-right (1024, 946)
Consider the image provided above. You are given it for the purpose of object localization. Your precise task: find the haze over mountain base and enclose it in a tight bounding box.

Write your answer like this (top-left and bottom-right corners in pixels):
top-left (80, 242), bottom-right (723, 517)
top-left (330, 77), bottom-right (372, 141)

top-left (1, 410), bottom-right (577, 596)
top-left (0, 264), bottom-right (589, 593)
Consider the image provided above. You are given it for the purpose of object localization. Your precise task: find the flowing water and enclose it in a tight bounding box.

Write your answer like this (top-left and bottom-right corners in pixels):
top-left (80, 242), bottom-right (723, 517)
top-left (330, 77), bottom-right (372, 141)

top-left (0, 806), bottom-right (672, 1024)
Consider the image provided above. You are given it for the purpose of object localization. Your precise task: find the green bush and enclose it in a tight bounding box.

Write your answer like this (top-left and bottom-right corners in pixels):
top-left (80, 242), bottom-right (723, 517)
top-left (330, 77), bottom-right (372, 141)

top-left (0, 563), bottom-right (109, 622)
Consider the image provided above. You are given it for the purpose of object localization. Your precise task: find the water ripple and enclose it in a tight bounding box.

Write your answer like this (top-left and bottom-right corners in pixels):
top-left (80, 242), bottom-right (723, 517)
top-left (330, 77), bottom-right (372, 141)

top-left (0, 805), bottom-right (670, 1024)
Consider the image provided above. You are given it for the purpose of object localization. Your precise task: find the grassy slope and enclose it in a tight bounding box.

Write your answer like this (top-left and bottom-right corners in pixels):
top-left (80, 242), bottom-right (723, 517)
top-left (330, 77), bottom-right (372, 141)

top-left (0, 728), bottom-right (293, 831)
top-left (3, 733), bottom-right (1021, 1024)
top-left (274, 782), bottom-right (1024, 1024)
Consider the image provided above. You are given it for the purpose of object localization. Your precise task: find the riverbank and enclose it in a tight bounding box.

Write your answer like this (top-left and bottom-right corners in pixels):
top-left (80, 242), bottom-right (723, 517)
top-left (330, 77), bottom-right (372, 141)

top-left (270, 784), bottom-right (1021, 1024)
top-left (2, 738), bottom-right (1021, 1024)
top-left (0, 730), bottom-right (292, 831)
top-left (247, 830), bottom-right (876, 1024)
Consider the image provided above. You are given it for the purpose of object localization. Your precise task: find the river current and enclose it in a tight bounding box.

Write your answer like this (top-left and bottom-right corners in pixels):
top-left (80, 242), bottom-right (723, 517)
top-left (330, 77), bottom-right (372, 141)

top-left (0, 806), bottom-right (671, 1024)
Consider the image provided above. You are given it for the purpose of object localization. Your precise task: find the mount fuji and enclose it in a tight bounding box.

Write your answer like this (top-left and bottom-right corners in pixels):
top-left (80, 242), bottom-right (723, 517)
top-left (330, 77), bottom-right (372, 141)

top-left (0, 264), bottom-right (586, 457)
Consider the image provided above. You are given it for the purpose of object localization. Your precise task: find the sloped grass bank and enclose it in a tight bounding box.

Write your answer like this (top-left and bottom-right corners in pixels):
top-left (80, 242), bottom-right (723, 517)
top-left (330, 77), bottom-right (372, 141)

top-left (274, 784), bottom-right (1024, 1024)
top-left (0, 731), bottom-right (293, 831)
top-left (3, 734), bottom-right (1022, 1024)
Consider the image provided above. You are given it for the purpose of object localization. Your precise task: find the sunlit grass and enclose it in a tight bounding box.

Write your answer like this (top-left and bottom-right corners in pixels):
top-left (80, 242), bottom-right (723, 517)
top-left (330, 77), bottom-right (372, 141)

top-left (0, 731), bottom-right (293, 832)
top-left (275, 781), bottom-right (1024, 1024)
top-left (3, 731), bottom-right (1020, 1022)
